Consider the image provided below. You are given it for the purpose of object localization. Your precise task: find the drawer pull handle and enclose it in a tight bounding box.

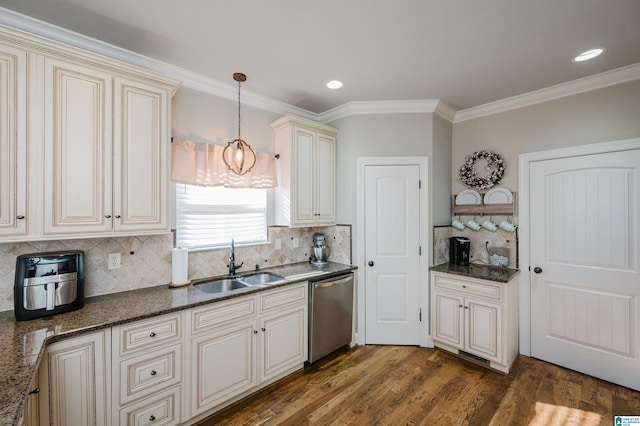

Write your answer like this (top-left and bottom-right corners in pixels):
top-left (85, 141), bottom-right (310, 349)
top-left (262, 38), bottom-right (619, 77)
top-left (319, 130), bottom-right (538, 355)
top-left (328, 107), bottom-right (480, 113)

top-left (150, 370), bottom-right (157, 376)
top-left (462, 285), bottom-right (467, 288)
top-left (17, 215), bottom-right (25, 220)
top-left (459, 304), bottom-right (463, 308)
top-left (149, 414), bottom-right (156, 421)
top-left (29, 387), bottom-right (40, 395)
top-left (464, 306), bottom-right (469, 309)
top-left (149, 332), bottom-right (156, 337)
top-left (105, 214), bottom-right (111, 219)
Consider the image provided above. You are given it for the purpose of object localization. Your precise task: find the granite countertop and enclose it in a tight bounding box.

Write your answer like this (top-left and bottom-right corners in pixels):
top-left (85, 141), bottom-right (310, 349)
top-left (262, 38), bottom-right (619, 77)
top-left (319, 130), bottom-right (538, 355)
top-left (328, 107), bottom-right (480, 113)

top-left (0, 261), bottom-right (356, 426)
top-left (430, 262), bottom-right (520, 283)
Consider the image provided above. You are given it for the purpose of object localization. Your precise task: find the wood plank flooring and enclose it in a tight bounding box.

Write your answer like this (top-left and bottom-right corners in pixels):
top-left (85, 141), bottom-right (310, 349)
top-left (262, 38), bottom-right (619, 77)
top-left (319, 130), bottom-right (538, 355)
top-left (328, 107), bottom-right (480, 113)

top-left (196, 345), bottom-right (640, 426)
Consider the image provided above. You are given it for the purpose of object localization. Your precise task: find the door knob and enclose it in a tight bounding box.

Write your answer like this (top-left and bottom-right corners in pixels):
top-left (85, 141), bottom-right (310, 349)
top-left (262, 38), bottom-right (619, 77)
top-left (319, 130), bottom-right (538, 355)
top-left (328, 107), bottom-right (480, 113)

top-left (533, 267), bottom-right (543, 274)
top-left (368, 260), bottom-right (374, 267)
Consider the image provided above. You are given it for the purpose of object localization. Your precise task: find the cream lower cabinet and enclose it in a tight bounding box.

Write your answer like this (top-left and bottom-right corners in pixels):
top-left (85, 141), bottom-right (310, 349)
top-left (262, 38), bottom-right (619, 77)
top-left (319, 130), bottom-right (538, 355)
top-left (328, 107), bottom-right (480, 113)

top-left (189, 283), bottom-right (308, 419)
top-left (38, 330), bottom-right (111, 426)
top-left (430, 271), bottom-right (518, 373)
top-left (112, 312), bottom-right (183, 426)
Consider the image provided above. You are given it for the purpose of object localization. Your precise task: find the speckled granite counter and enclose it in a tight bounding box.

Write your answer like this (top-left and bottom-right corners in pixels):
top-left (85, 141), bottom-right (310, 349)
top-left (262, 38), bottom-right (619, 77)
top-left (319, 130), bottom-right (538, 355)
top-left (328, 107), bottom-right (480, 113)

top-left (0, 261), bottom-right (355, 426)
top-left (430, 262), bottom-right (519, 283)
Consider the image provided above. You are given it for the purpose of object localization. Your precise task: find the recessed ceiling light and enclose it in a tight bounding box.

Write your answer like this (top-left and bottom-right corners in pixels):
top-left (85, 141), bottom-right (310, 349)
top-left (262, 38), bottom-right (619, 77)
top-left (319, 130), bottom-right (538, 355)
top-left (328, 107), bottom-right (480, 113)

top-left (326, 80), bottom-right (343, 89)
top-left (573, 48), bottom-right (605, 62)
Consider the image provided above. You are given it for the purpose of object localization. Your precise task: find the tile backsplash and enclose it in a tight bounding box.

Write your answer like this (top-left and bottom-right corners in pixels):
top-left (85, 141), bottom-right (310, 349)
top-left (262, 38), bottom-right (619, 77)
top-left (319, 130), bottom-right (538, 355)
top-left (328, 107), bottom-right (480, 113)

top-left (433, 225), bottom-right (518, 267)
top-left (0, 225), bottom-right (352, 313)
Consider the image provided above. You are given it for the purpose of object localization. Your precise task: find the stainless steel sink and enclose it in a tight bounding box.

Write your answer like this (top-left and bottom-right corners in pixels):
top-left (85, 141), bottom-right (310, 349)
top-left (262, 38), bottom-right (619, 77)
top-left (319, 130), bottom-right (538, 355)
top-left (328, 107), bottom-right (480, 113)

top-left (193, 279), bottom-right (249, 294)
top-left (238, 272), bottom-right (285, 285)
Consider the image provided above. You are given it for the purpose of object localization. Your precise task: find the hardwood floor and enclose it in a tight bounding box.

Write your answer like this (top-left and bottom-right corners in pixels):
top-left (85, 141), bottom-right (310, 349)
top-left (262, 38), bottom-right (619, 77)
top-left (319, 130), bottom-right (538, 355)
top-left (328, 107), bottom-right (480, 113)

top-left (197, 345), bottom-right (640, 426)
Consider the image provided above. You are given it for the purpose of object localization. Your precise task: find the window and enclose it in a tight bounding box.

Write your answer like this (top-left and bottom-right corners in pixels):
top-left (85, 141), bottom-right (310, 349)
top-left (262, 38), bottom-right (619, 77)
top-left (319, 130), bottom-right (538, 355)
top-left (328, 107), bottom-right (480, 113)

top-left (175, 184), bottom-right (267, 250)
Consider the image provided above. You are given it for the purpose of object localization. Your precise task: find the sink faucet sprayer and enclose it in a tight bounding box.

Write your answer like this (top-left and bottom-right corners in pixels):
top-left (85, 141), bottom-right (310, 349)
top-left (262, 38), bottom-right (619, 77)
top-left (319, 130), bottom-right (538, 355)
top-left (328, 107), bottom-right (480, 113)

top-left (228, 239), bottom-right (243, 276)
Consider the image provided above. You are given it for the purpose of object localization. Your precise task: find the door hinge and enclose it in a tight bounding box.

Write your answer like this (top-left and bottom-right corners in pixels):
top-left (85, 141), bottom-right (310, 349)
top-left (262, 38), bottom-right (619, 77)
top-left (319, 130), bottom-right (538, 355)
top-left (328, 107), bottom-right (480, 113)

top-left (419, 246), bottom-right (422, 256)
top-left (419, 307), bottom-right (422, 322)
top-left (419, 180), bottom-right (422, 189)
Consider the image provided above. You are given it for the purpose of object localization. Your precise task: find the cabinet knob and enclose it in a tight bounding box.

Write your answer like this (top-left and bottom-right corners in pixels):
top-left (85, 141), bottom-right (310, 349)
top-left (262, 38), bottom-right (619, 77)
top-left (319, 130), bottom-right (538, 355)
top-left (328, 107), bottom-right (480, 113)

top-left (464, 306), bottom-right (469, 309)
top-left (29, 387), bottom-right (40, 395)
top-left (16, 215), bottom-right (25, 220)
top-left (105, 214), bottom-right (112, 219)
top-left (459, 304), bottom-right (463, 308)
top-left (253, 330), bottom-right (258, 334)
top-left (462, 285), bottom-right (466, 288)
top-left (368, 260), bottom-right (374, 267)
top-left (150, 370), bottom-right (157, 376)
top-left (261, 327), bottom-right (266, 332)
top-left (149, 332), bottom-right (156, 337)
top-left (533, 266), bottom-right (543, 274)
top-left (115, 215), bottom-right (121, 219)
top-left (149, 415), bottom-right (156, 421)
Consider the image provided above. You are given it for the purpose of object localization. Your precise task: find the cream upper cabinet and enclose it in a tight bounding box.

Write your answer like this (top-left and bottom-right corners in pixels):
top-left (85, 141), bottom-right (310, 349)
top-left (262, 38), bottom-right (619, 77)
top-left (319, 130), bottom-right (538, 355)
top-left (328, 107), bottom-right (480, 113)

top-left (0, 43), bottom-right (27, 238)
top-left (112, 77), bottom-right (169, 233)
top-left (0, 25), bottom-right (179, 241)
top-left (43, 57), bottom-right (114, 235)
top-left (271, 115), bottom-right (337, 227)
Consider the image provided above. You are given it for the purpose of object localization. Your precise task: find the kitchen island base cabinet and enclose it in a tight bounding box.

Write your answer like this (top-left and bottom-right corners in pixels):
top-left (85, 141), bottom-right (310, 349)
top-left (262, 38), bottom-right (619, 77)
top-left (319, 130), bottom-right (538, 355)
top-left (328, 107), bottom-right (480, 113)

top-left (188, 283), bottom-right (308, 420)
top-left (38, 330), bottom-right (111, 426)
top-left (430, 271), bottom-right (518, 373)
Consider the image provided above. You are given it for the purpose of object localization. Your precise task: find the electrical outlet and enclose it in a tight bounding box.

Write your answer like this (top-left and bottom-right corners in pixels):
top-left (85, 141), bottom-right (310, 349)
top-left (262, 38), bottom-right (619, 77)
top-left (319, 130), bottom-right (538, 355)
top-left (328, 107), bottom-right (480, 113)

top-left (275, 238), bottom-right (282, 250)
top-left (108, 253), bottom-right (121, 270)
top-left (292, 237), bottom-right (299, 249)
top-left (485, 239), bottom-right (492, 248)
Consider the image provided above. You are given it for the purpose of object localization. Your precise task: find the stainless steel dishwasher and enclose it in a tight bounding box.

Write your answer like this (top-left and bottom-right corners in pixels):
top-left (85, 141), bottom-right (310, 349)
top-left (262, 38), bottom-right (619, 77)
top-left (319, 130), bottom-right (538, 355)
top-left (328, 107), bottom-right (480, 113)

top-left (308, 273), bottom-right (354, 363)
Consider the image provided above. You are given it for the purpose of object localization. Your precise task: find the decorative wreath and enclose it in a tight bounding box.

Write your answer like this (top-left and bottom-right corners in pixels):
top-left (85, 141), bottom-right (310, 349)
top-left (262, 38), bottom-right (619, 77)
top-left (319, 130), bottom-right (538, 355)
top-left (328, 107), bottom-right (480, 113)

top-left (459, 150), bottom-right (506, 190)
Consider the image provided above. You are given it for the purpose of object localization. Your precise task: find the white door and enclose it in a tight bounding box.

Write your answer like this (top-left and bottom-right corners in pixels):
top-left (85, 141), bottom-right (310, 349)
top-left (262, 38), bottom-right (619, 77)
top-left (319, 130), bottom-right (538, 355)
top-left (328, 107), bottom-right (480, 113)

top-left (364, 164), bottom-right (421, 344)
top-left (530, 149), bottom-right (640, 391)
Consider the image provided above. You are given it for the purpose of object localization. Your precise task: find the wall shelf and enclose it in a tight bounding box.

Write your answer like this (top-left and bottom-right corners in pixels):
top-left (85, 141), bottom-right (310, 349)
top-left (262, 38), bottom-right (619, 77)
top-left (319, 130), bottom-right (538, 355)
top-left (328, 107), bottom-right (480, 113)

top-left (452, 192), bottom-right (516, 216)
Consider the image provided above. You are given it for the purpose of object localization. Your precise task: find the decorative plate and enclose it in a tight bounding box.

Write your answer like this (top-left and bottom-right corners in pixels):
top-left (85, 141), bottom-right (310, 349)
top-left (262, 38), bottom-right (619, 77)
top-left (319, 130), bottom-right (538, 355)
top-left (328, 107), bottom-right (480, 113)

top-left (484, 187), bottom-right (513, 204)
top-left (455, 189), bottom-right (482, 205)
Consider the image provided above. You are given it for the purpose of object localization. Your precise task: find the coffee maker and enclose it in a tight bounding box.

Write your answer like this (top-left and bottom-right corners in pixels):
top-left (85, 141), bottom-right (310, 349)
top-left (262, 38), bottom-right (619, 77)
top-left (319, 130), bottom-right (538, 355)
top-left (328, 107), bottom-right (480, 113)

top-left (14, 251), bottom-right (85, 321)
top-left (310, 233), bottom-right (329, 266)
top-left (449, 237), bottom-right (470, 266)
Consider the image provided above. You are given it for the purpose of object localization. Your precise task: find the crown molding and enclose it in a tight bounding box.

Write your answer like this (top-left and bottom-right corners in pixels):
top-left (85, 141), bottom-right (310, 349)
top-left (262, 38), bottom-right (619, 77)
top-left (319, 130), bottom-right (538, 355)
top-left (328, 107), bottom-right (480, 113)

top-left (0, 7), bottom-right (317, 120)
top-left (454, 62), bottom-right (640, 123)
top-left (318, 99), bottom-right (455, 123)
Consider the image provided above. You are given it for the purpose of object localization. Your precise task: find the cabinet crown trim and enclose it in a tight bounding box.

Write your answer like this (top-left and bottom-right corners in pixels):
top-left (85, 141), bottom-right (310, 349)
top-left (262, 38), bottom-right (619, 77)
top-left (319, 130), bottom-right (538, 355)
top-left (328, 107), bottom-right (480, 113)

top-left (271, 115), bottom-right (338, 136)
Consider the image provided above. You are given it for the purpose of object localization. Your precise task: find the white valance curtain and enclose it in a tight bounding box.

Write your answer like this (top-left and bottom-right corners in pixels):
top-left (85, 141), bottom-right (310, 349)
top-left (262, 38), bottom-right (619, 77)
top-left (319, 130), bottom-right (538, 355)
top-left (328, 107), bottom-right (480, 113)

top-left (171, 137), bottom-right (277, 188)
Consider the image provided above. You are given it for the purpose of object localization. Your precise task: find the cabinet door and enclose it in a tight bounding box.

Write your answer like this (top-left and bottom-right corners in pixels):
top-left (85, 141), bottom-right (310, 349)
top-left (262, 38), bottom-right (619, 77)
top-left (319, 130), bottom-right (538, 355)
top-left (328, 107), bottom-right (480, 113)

top-left (43, 57), bottom-right (113, 234)
top-left (432, 291), bottom-right (464, 350)
top-left (0, 45), bottom-right (27, 237)
top-left (190, 321), bottom-right (257, 417)
top-left (259, 306), bottom-right (307, 383)
top-left (39, 330), bottom-right (110, 426)
top-left (315, 133), bottom-right (335, 224)
top-left (466, 298), bottom-right (501, 362)
top-left (113, 78), bottom-right (168, 233)
top-left (292, 127), bottom-right (315, 225)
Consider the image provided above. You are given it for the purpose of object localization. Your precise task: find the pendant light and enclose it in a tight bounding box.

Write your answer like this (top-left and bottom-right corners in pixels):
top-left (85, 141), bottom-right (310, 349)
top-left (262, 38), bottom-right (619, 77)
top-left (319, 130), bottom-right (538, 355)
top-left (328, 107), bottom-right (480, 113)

top-left (222, 73), bottom-right (256, 175)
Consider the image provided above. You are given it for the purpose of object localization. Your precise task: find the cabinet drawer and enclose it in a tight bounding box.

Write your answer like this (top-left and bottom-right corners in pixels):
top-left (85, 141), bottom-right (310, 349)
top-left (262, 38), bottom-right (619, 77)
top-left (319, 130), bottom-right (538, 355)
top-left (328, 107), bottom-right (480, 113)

top-left (191, 296), bottom-right (257, 333)
top-left (260, 283), bottom-right (307, 313)
top-left (119, 343), bottom-right (182, 405)
top-left (433, 274), bottom-right (501, 301)
top-left (116, 313), bottom-right (181, 356)
top-left (119, 385), bottom-right (181, 426)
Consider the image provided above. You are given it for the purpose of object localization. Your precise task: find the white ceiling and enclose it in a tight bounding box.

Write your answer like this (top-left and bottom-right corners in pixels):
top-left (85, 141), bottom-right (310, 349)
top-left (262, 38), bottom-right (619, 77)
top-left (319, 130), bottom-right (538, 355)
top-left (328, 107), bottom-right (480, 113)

top-left (1, 0), bottom-right (639, 114)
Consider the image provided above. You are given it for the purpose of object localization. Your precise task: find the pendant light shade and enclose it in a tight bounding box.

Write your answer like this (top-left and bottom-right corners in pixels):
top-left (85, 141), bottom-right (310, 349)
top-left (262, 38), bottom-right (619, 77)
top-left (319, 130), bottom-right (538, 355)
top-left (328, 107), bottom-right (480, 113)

top-left (223, 73), bottom-right (256, 175)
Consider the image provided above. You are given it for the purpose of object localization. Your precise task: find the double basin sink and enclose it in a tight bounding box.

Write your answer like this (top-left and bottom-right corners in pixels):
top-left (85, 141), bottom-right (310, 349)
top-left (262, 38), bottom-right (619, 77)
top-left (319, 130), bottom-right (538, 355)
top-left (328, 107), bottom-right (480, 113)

top-left (193, 272), bottom-right (286, 294)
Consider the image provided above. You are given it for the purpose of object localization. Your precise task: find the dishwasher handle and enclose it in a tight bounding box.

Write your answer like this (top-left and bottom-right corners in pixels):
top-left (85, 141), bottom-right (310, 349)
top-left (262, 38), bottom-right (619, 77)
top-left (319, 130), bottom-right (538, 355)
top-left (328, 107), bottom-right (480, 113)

top-left (313, 275), bottom-right (353, 289)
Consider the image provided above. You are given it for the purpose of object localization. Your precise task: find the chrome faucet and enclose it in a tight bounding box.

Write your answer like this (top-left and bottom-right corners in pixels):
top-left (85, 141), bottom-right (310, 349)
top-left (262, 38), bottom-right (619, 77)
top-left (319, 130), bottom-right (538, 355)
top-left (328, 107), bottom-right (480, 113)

top-left (228, 239), bottom-right (243, 276)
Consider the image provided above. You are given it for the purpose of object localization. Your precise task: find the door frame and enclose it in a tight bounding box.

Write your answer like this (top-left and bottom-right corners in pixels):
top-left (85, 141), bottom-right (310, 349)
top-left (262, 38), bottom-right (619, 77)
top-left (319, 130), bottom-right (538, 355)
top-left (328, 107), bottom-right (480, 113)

top-left (517, 137), bottom-right (640, 356)
top-left (356, 156), bottom-right (430, 347)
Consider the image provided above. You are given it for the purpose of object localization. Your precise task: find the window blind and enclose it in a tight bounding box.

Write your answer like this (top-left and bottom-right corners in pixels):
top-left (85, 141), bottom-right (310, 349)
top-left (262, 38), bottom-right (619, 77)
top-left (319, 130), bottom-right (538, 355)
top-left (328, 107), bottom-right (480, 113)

top-left (176, 184), bottom-right (267, 250)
